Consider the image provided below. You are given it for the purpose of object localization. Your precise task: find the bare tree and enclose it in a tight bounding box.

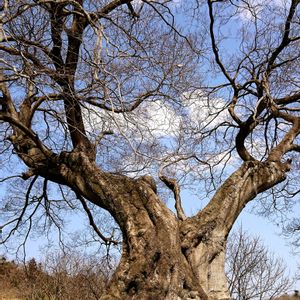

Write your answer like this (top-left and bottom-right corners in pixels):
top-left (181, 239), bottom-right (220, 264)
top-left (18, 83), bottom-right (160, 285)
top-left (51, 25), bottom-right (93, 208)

top-left (283, 218), bottom-right (300, 249)
top-left (39, 251), bottom-right (111, 300)
top-left (0, 0), bottom-right (300, 299)
top-left (226, 228), bottom-right (294, 300)
top-left (0, 252), bottom-right (110, 300)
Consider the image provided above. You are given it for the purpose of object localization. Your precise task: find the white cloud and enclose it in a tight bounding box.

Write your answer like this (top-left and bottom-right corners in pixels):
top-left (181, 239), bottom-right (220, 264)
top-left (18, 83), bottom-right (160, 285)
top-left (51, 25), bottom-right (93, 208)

top-left (137, 101), bottom-right (181, 137)
top-left (82, 100), bottom-right (181, 140)
top-left (235, 0), bottom-right (289, 21)
top-left (81, 91), bottom-right (234, 179)
top-left (181, 90), bottom-right (228, 130)
top-left (82, 90), bottom-right (228, 142)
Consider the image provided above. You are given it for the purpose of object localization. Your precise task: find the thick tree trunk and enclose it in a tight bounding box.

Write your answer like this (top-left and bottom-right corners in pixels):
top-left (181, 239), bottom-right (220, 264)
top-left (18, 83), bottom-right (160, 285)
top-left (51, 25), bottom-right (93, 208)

top-left (69, 158), bottom-right (209, 299)
top-left (179, 160), bottom-right (289, 300)
top-left (54, 153), bottom-right (287, 300)
top-left (104, 213), bottom-right (208, 300)
top-left (12, 146), bottom-right (290, 299)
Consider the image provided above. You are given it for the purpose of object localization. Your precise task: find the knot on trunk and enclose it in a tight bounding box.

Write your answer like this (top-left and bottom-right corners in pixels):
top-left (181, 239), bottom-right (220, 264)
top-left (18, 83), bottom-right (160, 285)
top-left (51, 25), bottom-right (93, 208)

top-left (137, 175), bottom-right (157, 194)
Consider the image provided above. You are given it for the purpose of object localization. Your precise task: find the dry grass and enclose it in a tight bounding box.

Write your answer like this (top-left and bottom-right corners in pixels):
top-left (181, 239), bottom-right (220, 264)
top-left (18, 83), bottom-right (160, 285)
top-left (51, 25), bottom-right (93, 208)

top-left (0, 289), bottom-right (22, 300)
top-left (0, 257), bottom-right (107, 300)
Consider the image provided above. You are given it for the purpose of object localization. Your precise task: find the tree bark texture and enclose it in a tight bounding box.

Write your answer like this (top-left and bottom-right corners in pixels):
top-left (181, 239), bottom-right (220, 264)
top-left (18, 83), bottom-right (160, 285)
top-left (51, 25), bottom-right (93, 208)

top-left (13, 144), bottom-right (289, 300)
top-left (1, 0), bottom-right (299, 299)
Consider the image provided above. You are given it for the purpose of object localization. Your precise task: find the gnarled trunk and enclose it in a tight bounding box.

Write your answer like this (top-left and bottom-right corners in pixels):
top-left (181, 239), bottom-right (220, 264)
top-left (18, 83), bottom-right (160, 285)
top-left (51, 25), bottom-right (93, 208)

top-left (1, 0), bottom-right (299, 298)
top-left (105, 210), bottom-right (207, 300)
top-left (48, 153), bottom-right (288, 300)
top-left (11, 143), bottom-right (290, 299)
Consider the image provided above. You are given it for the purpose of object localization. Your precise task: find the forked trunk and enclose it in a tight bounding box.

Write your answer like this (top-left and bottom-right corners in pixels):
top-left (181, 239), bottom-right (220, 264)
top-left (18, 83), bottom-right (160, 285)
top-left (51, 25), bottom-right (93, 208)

top-left (16, 150), bottom-right (290, 299)
top-left (82, 160), bottom-right (288, 300)
top-left (62, 153), bottom-right (232, 299)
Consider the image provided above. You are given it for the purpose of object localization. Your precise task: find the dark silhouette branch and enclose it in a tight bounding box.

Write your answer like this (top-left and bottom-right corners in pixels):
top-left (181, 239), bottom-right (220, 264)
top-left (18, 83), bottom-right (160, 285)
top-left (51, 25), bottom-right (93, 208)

top-left (77, 194), bottom-right (119, 246)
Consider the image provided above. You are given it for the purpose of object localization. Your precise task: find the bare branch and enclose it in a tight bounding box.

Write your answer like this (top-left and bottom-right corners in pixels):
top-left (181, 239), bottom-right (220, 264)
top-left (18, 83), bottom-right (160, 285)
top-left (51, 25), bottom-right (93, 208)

top-left (159, 174), bottom-right (186, 221)
top-left (207, 0), bottom-right (235, 86)
top-left (92, 0), bottom-right (134, 20)
top-left (268, 118), bottom-right (300, 161)
top-left (77, 194), bottom-right (119, 246)
top-left (265, 0), bottom-right (299, 76)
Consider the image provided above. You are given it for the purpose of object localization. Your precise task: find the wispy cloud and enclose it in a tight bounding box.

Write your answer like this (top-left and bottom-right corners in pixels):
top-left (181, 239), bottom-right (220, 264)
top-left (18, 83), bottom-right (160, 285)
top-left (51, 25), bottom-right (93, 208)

top-left (235, 0), bottom-right (289, 21)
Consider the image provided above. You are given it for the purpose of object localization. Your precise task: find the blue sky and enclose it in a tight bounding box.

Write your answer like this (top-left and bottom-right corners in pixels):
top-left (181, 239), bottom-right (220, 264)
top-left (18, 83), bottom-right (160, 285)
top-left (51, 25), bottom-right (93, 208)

top-left (237, 208), bottom-right (300, 292)
top-left (0, 0), bottom-right (299, 295)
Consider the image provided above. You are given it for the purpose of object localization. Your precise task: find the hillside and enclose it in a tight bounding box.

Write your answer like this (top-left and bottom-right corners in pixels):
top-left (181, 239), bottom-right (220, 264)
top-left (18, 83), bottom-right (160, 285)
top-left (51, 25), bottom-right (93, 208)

top-left (0, 256), bottom-right (107, 300)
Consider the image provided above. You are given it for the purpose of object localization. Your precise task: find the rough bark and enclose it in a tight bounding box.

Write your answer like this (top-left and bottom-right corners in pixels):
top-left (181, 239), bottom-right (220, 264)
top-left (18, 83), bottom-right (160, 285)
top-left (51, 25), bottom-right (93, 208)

top-left (0, 0), bottom-right (300, 300)
top-left (1, 82), bottom-right (290, 298)
top-left (11, 142), bottom-right (289, 300)
top-left (54, 152), bottom-right (209, 299)
top-left (180, 160), bottom-right (289, 300)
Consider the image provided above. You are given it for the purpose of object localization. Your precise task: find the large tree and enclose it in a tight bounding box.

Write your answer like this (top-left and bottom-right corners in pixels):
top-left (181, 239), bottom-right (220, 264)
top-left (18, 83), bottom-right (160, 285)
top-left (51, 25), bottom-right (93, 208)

top-left (0, 0), bottom-right (299, 299)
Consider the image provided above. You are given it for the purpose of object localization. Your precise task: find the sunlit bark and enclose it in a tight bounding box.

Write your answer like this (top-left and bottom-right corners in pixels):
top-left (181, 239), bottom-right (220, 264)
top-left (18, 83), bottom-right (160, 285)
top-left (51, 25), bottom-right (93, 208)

top-left (1, 0), bottom-right (300, 299)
